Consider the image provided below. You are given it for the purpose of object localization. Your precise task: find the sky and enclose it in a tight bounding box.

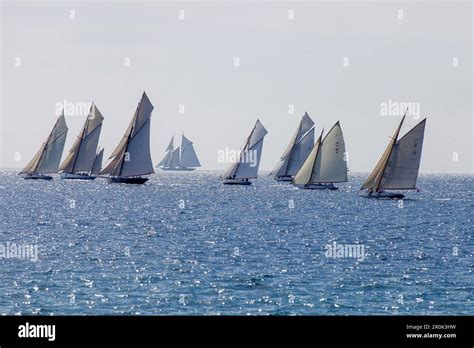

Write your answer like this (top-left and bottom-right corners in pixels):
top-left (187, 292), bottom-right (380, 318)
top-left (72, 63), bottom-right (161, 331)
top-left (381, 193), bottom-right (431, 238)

top-left (1, 0), bottom-right (472, 173)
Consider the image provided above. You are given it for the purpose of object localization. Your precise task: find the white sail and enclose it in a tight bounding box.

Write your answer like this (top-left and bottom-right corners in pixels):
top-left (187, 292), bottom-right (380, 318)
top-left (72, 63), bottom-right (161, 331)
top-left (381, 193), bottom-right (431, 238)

top-left (60, 103), bottom-right (104, 173)
top-left (91, 148), bottom-right (104, 175)
top-left (157, 150), bottom-right (172, 166)
top-left (286, 127), bottom-right (315, 175)
top-left (100, 92), bottom-right (154, 177)
top-left (180, 134), bottom-right (201, 168)
top-left (269, 160), bottom-right (285, 176)
top-left (379, 119), bottom-right (426, 189)
top-left (233, 139), bottom-right (264, 179)
top-left (362, 116), bottom-right (405, 191)
top-left (271, 112), bottom-right (315, 177)
top-left (157, 136), bottom-right (174, 167)
top-left (293, 134), bottom-right (322, 186)
top-left (222, 119), bottom-right (268, 179)
top-left (120, 117), bottom-right (154, 177)
top-left (165, 136), bottom-right (174, 151)
top-left (310, 122), bottom-right (348, 183)
top-left (20, 114), bottom-right (68, 174)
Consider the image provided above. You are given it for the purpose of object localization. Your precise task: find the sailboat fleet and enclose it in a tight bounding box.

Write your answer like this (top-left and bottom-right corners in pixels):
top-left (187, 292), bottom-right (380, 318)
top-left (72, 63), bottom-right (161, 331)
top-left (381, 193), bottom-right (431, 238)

top-left (19, 93), bottom-right (426, 198)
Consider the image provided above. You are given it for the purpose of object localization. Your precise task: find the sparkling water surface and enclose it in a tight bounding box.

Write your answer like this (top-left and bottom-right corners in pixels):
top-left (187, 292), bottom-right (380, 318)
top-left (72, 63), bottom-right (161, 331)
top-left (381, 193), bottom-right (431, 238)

top-left (0, 170), bottom-right (472, 315)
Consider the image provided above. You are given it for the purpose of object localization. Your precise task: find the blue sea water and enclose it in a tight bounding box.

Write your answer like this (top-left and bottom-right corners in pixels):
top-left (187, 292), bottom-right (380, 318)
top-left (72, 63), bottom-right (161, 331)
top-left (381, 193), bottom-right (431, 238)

top-left (0, 170), bottom-right (472, 315)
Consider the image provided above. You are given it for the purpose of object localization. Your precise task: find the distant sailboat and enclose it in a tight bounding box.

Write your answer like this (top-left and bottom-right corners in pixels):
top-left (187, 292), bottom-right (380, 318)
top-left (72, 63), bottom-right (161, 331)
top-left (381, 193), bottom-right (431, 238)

top-left (270, 112), bottom-right (315, 181)
top-left (59, 103), bottom-right (104, 180)
top-left (19, 113), bottom-right (68, 180)
top-left (293, 121), bottom-right (348, 189)
top-left (100, 92), bottom-right (154, 184)
top-left (359, 115), bottom-right (426, 199)
top-left (221, 119), bottom-right (268, 185)
top-left (157, 134), bottom-right (201, 171)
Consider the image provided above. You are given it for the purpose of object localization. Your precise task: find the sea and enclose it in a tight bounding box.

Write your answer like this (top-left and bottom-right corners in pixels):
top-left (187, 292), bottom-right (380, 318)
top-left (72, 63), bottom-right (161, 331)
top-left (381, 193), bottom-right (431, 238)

top-left (0, 170), bottom-right (472, 315)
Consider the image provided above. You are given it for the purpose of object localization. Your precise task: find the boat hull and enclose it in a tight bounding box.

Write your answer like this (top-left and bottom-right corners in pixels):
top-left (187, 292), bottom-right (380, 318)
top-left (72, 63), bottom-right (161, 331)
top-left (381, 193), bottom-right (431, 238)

top-left (358, 189), bottom-right (405, 199)
top-left (295, 183), bottom-right (338, 190)
top-left (24, 174), bottom-right (53, 180)
top-left (223, 178), bottom-right (252, 185)
top-left (274, 176), bottom-right (293, 182)
top-left (109, 177), bottom-right (149, 184)
top-left (158, 167), bottom-right (196, 172)
top-left (60, 173), bottom-right (96, 180)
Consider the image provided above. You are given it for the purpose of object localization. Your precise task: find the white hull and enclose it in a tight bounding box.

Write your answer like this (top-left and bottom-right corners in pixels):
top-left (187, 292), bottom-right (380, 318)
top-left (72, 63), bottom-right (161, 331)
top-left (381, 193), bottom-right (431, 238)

top-left (295, 183), bottom-right (338, 190)
top-left (23, 174), bottom-right (53, 180)
top-left (223, 178), bottom-right (252, 185)
top-left (60, 173), bottom-right (96, 180)
top-left (358, 189), bottom-right (405, 199)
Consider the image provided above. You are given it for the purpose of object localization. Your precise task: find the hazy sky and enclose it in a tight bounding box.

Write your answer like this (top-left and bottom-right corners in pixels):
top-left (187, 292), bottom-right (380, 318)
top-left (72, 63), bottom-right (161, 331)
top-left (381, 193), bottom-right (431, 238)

top-left (1, 0), bottom-right (472, 173)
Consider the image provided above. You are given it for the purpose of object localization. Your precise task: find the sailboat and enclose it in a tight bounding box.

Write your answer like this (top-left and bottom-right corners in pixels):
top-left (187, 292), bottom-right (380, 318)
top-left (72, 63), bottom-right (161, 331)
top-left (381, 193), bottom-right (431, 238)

top-left (270, 112), bottom-right (315, 181)
top-left (220, 119), bottom-right (268, 185)
top-left (358, 115), bottom-right (426, 199)
top-left (19, 112), bottom-right (68, 180)
top-left (292, 121), bottom-right (348, 189)
top-left (100, 92), bottom-right (155, 184)
top-left (59, 103), bottom-right (104, 180)
top-left (157, 134), bottom-right (201, 171)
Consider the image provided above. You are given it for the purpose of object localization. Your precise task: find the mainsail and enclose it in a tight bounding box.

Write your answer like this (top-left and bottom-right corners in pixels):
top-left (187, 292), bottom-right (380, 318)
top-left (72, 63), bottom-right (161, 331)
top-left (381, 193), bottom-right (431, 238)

top-left (20, 113), bottom-right (68, 175)
top-left (100, 92), bottom-right (154, 177)
top-left (180, 135), bottom-right (201, 168)
top-left (270, 112), bottom-right (315, 177)
top-left (221, 119), bottom-right (268, 180)
top-left (361, 116), bottom-right (426, 192)
top-left (59, 103), bottom-right (104, 174)
top-left (171, 148), bottom-right (180, 168)
top-left (361, 117), bottom-right (404, 191)
top-left (293, 121), bottom-right (348, 185)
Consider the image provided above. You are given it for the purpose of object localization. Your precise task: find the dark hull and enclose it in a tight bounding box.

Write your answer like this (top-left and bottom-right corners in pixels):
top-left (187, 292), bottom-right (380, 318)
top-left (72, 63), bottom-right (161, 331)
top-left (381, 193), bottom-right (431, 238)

top-left (109, 177), bottom-right (149, 184)
top-left (223, 179), bottom-right (252, 185)
top-left (61, 173), bottom-right (96, 180)
top-left (274, 176), bottom-right (293, 182)
top-left (24, 175), bottom-right (53, 180)
top-left (296, 183), bottom-right (338, 190)
top-left (358, 189), bottom-right (405, 199)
